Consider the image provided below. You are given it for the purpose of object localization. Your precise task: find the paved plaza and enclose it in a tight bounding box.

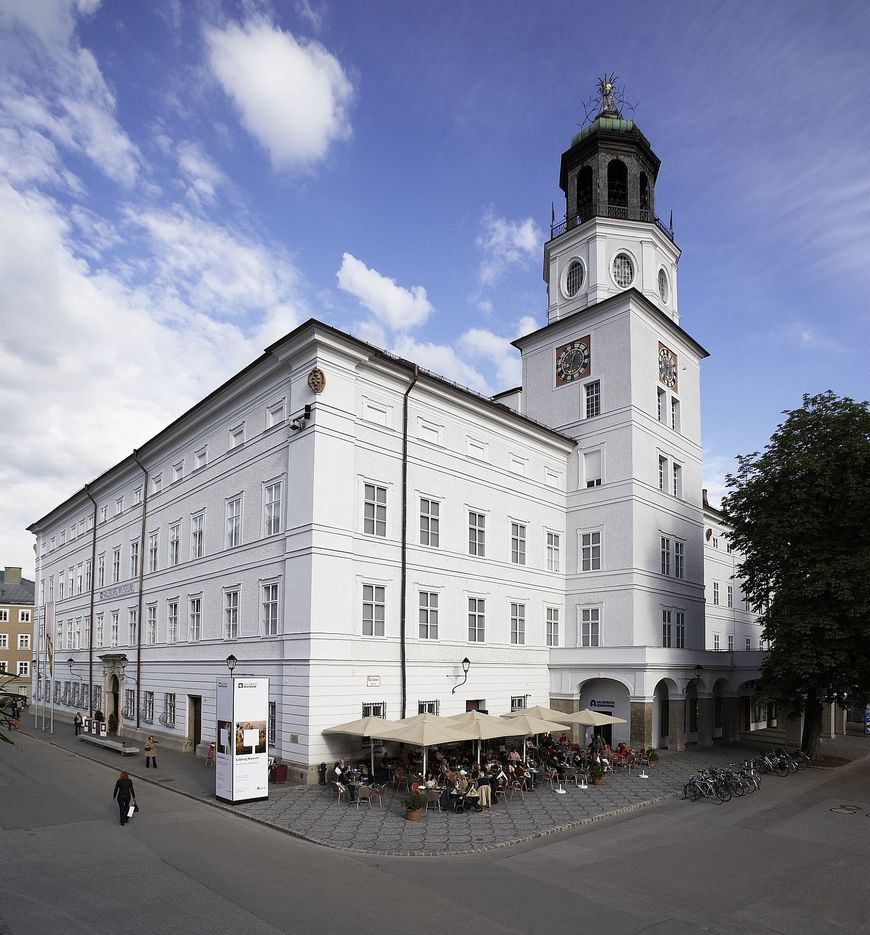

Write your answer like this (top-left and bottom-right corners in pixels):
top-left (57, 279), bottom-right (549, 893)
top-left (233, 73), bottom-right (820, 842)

top-left (16, 714), bottom-right (870, 855)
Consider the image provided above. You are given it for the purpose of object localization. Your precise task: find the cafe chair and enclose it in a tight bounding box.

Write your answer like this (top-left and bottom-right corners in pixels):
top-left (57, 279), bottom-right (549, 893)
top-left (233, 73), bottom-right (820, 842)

top-left (332, 781), bottom-right (348, 804)
top-left (356, 785), bottom-right (375, 809)
top-left (392, 767), bottom-right (409, 792)
top-left (425, 787), bottom-right (442, 813)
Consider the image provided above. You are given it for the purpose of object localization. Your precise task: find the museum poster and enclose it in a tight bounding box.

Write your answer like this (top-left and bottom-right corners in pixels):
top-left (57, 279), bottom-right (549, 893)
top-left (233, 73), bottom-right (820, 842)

top-left (215, 676), bottom-right (269, 803)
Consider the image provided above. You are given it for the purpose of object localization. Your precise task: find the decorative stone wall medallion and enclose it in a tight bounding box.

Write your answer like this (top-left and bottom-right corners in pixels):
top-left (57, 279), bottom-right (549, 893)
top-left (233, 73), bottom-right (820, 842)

top-left (307, 367), bottom-right (326, 394)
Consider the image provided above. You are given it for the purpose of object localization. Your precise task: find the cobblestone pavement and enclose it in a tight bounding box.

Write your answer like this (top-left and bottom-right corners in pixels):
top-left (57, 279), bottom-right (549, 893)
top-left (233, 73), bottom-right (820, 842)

top-left (18, 715), bottom-right (870, 856)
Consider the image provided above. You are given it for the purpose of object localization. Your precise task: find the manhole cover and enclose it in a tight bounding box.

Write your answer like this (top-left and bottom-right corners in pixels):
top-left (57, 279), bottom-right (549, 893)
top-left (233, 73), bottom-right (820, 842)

top-left (830, 805), bottom-right (861, 815)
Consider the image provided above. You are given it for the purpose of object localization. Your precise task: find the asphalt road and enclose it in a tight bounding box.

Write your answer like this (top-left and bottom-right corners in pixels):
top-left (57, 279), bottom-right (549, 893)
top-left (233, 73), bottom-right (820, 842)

top-left (3, 731), bottom-right (869, 934)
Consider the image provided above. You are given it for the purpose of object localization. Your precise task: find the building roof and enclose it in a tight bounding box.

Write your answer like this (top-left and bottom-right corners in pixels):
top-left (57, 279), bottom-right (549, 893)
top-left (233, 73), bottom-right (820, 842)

top-left (0, 570), bottom-right (34, 605)
top-left (571, 115), bottom-right (643, 147)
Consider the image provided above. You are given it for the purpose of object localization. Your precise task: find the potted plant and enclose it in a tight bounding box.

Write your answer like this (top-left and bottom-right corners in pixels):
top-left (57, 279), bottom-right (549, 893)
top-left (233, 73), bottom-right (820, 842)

top-left (94, 710), bottom-right (105, 722)
top-left (646, 746), bottom-right (659, 767)
top-left (404, 790), bottom-right (426, 820)
top-left (589, 761), bottom-right (605, 785)
top-left (107, 712), bottom-right (118, 736)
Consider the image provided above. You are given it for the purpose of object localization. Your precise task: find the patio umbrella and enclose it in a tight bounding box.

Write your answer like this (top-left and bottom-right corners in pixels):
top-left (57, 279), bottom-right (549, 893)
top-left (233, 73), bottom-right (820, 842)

top-left (445, 710), bottom-right (529, 763)
top-left (322, 716), bottom-right (400, 774)
top-left (503, 704), bottom-right (569, 723)
top-left (499, 713), bottom-right (569, 761)
top-left (366, 713), bottom-right (477, 775)
top-left (558, 708), bottom-right (627, 748)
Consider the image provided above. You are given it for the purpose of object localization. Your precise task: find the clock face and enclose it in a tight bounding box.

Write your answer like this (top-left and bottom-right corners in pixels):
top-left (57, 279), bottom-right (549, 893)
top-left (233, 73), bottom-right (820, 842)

top-left (555, 337), bottom-right (591, 385)
top-left (658, 344), bottom-right (678, 389)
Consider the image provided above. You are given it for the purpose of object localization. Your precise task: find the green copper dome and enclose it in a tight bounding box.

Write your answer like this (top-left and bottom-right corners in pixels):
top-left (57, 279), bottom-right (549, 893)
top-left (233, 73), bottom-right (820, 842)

top-left (571, 115), bottom-right (637, 147)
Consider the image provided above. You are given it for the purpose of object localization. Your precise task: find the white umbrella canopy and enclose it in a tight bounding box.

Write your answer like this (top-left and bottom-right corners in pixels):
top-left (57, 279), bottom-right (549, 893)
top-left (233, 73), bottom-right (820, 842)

top-left (499, 713), bottom-right (570, 762)
top-left (503, 705), bottom-right (569, 723)
top-left (445, 710), bottom-right (529, 763)
top-left (321, 716), bottom-right (401, 774)
top-left (558, 709), bottom-right (627, 727)
top-left (366, 713), bottom-right (478, 774)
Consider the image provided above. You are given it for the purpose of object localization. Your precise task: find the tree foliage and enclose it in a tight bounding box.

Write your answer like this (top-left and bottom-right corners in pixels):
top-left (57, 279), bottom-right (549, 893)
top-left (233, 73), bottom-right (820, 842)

top-left (721, 392), bottom-right (870, 756)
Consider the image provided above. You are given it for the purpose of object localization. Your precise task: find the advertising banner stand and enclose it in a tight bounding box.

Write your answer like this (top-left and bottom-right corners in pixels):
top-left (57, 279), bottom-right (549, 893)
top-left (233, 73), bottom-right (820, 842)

top-left (215, 676), bottom-right (270, 804)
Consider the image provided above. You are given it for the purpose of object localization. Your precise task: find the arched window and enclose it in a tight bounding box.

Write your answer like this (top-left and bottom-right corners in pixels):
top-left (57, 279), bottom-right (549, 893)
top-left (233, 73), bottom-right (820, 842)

top-left (577, 166), bottom-right (593, 221)
top-left (640, 172), bottom-right (650, 209)
top-left (607, 160), bottom-right (628, 207)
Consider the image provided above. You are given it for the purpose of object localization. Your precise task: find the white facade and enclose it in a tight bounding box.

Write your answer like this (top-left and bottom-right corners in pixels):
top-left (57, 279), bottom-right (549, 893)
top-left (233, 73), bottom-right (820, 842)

top-left (28, 108), bottom-right (764, 775)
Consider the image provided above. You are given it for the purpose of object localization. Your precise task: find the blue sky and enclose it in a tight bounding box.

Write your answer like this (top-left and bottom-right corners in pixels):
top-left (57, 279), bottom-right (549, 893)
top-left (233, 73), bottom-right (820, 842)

top-left (2, 0), bottom-right (869, 569)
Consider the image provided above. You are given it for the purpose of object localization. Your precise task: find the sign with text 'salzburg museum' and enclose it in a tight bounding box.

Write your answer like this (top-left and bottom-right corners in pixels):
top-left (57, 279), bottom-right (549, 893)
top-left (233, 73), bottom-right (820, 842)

top-left (215, 676), bottom-right (270, 803)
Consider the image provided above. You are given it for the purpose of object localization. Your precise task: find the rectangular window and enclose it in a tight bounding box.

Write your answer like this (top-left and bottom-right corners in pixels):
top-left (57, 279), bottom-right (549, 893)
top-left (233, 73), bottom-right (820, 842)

top-left (128, 608), bottom-right (138, 645)
top-left (59, 570), bottom-right (65, 600)
top-left (0, 633), bottom-right (7, 648)
top-left (727, 585), bottom-right (734, 608)
top-left (189, 598), bottom-right (201, 642)
top-left (18, 633), bottom-right (30, 650)
top-left (671, 397), bottom-right (680, 432)
top-left (224, 590), bottom-right (239, 639)
top-left (510, 603), bottom-right (526, 645)
top-left (164, 693), bottom-right (176, 728)
top-left (194, 447), bottom-right (207, 470)
top-left (152, 474), bottom-right (163, 495)
top-left (468, 597), bottom-right (485, 642)
top-left (583, 449), bottom-right (602, 487)
top-left (266, 401), bottom-right (285, 427)
top-left (745, 637), bottom-right (751, 651)
top-left (468, 511), bottom-right (486, 557)
top-left (363, 484), bottom-right (387, 537)
top-left (712, 536), bottom-right (719, 549)
top-left (658, 455), bottom-right (667, 491)
top-left (362, 584), bottom-right (385, 637)
top-left (66, 618), bottom-right (73, 651)
top-left (167, 601), bottom-right (178, 643)
top-left (546, 607), bottom-right (559, 647)
top-left (418, 591), bottom-right (439, 640)
top-left (148, 532), bottom-right (158, 572)
top-left (661, 609), bottom-right (672, 648)
top-left (511, 523), bottom-right (527, 565)
top-left (173, 461), bottom-right (184, 483)
top-left (144, 691), bottom-right (154, 723)
top-left (112, 548), bottom-right (121, 584)
top-left (169, 523), bottom-right (181, 566)
top-left (226, 497), bottom-right (242, 548)
top-left (264, 482), bottom-right (282, 536)
top-left (713, 633), bottom-right (720, 651)
top-left (418, 700), bottom-right (440, 715)
top-left (672, 463), bottom-right (682, 498)
top-left (129, 540), bottom-right (139, 579)
top-left (115, 497), bottom-right (124, 516)
top-left (146, 605), bottom-right (157, 645)
top-left (674, 540), bottom-right (684, 579)
top-left (581, 607), bottom-right (600, 647)
top-left (728, 634), bottom-right (734, 651)
top-left (713, 582), bottom-right (720, 605)
top-left (76, 563), bottom-right (83, 594)
top-left (97, 554), bottom-right (105, 588)
top-left (262, 583), bottom-right (279, 636)
top-left (675, 611), bottom-right (685, 649)
top-left (581, 531), bottom-right (601, 571)
top-left (419, 498), bottom-right (440, 547)
top-left (268, 700), bottom-right (277, 746)
top-left (585, 380), bottom-right (601, 418)
top-left (84, 560), bottom-right (91, 592)
top-left (362, 701), bottom-right (386, 719)
top-left (510, 695), bottom-right (527, 712)
top-left (124, 688), bottom-right (135, 719)
top-left (191, 513), bottom-right (204, 559)
top-left (111, 612), bottom-right (119, 647)
top-left (229, 424), bottom-right (245, 448)
top-left (17, 661), bottom-right (30, 676)
top-left (96, 613), bottom-right (104, 647)
top-left (657, 386), bottom-right (666, 423)
top-left (660, 536), bottom-right (671, 576)
top-left (546, 532), bottom-right (561, 572)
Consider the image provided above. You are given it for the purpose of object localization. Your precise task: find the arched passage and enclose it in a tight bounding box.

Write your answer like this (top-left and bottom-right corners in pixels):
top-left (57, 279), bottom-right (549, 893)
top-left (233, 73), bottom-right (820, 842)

top-left (577, 678), bottom-right (631, 747)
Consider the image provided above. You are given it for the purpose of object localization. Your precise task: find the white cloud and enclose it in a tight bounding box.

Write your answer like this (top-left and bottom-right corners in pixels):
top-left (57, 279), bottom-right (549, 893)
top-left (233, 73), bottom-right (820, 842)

top-left (295, 0), bottom-right (324, 33)
top-left (702, 453), bottom-right (738, 509)
top-left (460, 328), bottom-right (522, 388)
top-left (205, 18), bottom-right (353, 171)
top-left (337, 253), bottom-right (433, 332)
top-left (392, 336), bottom-right (489, 395)
top-left (477, 212), bottom-right (541, 286)
top-left (174, 139), bottom-right (227, 204)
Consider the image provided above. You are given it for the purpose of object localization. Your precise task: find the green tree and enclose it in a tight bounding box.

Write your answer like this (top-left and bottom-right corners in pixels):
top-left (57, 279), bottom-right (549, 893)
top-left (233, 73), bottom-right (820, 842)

top-left (721, 392), bottom-right (870, 758)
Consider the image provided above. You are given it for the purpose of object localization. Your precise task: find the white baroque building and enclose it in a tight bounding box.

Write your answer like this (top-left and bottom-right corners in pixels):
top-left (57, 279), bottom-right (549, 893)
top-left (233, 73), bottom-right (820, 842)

top-left (28, 95), bottom-right (766, 779)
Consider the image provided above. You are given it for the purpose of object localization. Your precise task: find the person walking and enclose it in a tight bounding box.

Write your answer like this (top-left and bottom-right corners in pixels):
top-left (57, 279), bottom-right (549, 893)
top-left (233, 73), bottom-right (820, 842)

top-left (74, 712), bottom-right (83, 735)
top-left (144, 736), bottom-right (159, 768)
top-left (113, 770), bottom-right (136, 826)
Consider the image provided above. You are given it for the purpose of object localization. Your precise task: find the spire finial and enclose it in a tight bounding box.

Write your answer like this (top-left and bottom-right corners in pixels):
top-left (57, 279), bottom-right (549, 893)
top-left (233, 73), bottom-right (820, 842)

top-left (597, 73), bottom-right (620, 117)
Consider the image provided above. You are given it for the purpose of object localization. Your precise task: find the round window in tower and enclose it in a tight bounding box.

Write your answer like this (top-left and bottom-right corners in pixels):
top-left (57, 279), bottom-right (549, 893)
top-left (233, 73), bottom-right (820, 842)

top-left (658, 268), bottom-right (669, 304)
top-left (612, 252), bottom-right (634, 288)
top-left (565, 260), bottom-right (584, 297)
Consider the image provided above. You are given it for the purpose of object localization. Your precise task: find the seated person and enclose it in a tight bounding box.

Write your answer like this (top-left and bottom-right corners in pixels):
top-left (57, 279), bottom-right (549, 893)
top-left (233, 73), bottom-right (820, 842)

top-left (507, 747), bottom-right (521, 763)
top-left (358, 765), bottom-right (375, 786)
top-left (333, 757), bottom-right (356, 801)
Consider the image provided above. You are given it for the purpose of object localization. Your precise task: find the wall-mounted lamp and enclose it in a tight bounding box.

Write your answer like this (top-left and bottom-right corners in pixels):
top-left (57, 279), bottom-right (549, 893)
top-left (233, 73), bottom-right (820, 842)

top-left (451, 657), bottom-right (471, 694)
top-left (226, 654), bottom-right (237, 674)
top-left (289, 404), bottom-right (312, 431)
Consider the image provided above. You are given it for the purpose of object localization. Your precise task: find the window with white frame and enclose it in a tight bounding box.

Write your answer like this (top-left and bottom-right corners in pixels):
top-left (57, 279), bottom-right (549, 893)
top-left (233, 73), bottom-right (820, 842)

top-left (112, 548), bottom-right (121, 583)
top-left (194, 447), bottom-right (207, 470)
top-left (148, 532), bottom-right (158, 572)
top-left (468, 597), bottom-right (485, 642)
top-left (418, 700), bottom-right (439, 715)
top-left (661, 609), bottom-right (673, 647)
top-left (418, 591), bottom-right (438, 639)
top-left (84, 561), bottom-right (91, 592)
top-left (510, 603), bottom-right (526, 644)
top-left (712, 536), bottom-right (719, 549)
top-left (581, 607), bottom-right (600, 647)
top-left (60, 530), bottom-right (66, 545)
top-left (48, 575), bottom-right (54, 601)
top-left (74, 618), bottom-right (81, 648)
top-left (672, 463), bottom-right (682, 498)
top-left (268, 700), bottom-right (277, 746)
top-left (546, 532), bottom-right (561, 572)
top-left (58, 570), bottom-right (65, 600)
top-left (658, 455), bottom-right (667, 491)
top-left (0, 659), bottom-right (7, 672)
top-left (727, 584), bottom-right (733, 608)
top-left (264, 481), bottom-right (282, 536)
top-left (657, 386), bottom-right (666, 423)
top-left (173, 460), bottom-right (184, 483)
top-left (546, 607), bottom-right (559, 647)
top-left (226, 497), bottom-right (242, 548)
top-left (146, 605), bottom-right (157, 644)
top-left (468, 511), bottom-right (486, 556)
top-left (671, 397), bottom-right (680, 432)
top-left (96, 613), bottom-right (104, 646)
top-left (726, 539), bottom-right (733, 553)
top-left (229, 424), bottom-right (245, 449)
top-left (266, 401), bottom-right (285, 428)
top-left (510, 695), bottom-right (527, 712)
top-left (0, 632), bottom-right (8, 648)
top-left (76, 563), bottom-right (83, 594)
top-left (224, 589), bottom-right (239, 639)
top-left (130, 540), bottom-right (139, 578)
top-left (115, 497), bottom-right (124, 516)
top-left (128, 608), bottom-right (138, 645)
top-left (585, 380), bottom-right (601, 418)
top-left (164, 692), bottom-right (176, 727)
top-left (189, 597), bottom-right (201, 641)
top-left (362, 584), bottom-right (385, 637)
top-left (17, 661), bottom-right (30, 676)
top-left (144, 691), bottom-right (154, 723)
top-left (581, 531), bottom-right (601, 571)
top-left (583, 449), bottom-right (602, 487)
top-left (262, 582), bottom-right (279, 636)
top-left (713, 633), bottom-right (720, 651)
top-left (111, 611), bottom-right (119, 647)
top-left (97, 554), bottom-right (105, 587)
top-left (660, 536), bottom-right (671, 576)
top-left (191, 512), bottom-right (204, 559)
top-left (17, 633), bottom-right (30, 650)
top-left (152, 474), bottom-right (162, 495)
top-left (674, 540), bottom-right (685, 579)
top-left (713, 582), bottom-right (720, 605)
top-left (167, 600), bottom-right (178, 643)
top-left (420, 498), bottom-right (440, 547)
top-left (0, 612), bottom-right (7, 625)
top-left (169, 523), bottom-right (181, 566)
top-left (675, 611), bottom-right (685, 649)
top-left (728, 634), bottom-right (734, 651)
top-left (66, 619), bottom-right (73, 650)
top-left (511, 523), bottom-right (527, 565)
top-left (363, 484), bottom-right (387, 537)
top-left (123, 688), bottom-right (135, 718)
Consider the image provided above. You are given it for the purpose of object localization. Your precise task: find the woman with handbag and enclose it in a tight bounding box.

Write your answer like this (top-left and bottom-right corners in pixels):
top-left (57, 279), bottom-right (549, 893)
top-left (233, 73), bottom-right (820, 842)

top-left (112, 770), bottom-right (136, 826)
top-left (144, 735), bottom-right (159, 768)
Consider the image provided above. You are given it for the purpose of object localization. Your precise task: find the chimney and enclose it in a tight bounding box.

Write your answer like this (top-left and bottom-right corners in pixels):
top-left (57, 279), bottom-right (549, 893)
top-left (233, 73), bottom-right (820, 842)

top-left (4, 566), bottom-right (22, 584)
